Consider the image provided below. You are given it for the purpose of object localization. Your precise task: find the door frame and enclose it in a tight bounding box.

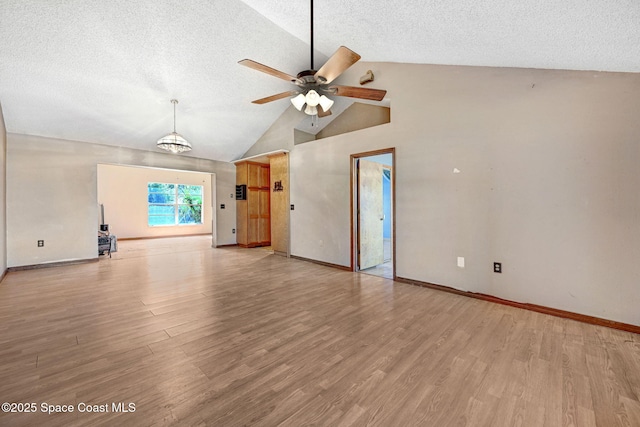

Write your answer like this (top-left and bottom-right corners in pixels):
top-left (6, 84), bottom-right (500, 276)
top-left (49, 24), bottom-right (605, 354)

top-left (211, 172), bottom-right (217, 248)
top-left (350, 148), bottom-right (396, 279)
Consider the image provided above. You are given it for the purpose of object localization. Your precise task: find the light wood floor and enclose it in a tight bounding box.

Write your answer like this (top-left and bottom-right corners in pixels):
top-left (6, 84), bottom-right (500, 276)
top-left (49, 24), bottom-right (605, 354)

top-left (0, 236), bottom-right (639, 426)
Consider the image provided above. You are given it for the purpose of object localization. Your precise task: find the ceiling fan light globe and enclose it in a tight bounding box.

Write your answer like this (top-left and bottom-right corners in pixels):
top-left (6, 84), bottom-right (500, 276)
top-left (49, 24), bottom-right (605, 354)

top-left (304, 104), bottom-right (318, 116)
top-left (305, 90), bottom-right (320, 107)
top-left (318, 95), bottom-right (334, 112)
top-left (291, 93), bottom-right (306, 111)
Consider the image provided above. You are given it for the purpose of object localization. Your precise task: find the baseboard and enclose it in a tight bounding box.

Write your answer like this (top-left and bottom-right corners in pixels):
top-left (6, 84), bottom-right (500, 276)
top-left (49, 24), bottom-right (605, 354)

top-left (118, 233), bottom-right (211, 241)
top-left (238, 243), bottom-right (271, 248)
top-left (119, 234), bottom-right (212, 241)
top-left (8, 258), bottom-right (99, 272)
top-left (395, 276), bottom-right (640, 335)
top-left (0, 268), bottom-right (7, 284)
top-left (273, 250), bottom-right (288, 257)
top-left (215, 244), bottom-right (239, 248)
top-left (290, 255), bottom-right (351, 271)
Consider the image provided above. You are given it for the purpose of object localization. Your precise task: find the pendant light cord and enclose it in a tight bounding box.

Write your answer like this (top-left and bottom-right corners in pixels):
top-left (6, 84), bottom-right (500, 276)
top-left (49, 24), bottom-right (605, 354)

top-left (171, 99), bottom-right (178, 133)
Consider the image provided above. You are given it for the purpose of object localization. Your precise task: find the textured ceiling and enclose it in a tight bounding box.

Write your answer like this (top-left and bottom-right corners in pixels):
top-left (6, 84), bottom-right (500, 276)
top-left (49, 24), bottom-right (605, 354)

top-left (0, 0), bottom-right (638, 162)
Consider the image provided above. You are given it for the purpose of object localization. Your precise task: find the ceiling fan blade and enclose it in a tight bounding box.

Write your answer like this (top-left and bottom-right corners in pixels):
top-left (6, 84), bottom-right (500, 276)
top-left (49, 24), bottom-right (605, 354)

top-left (318, 105), bottom-right (332, 118)
top-left (315, 46), bottom-right (361, 84)
top-left (331, 85), bottom-right (387, 101)
top-left (251, 91), bottom-right (298, 105)
top-left (238, 59), bottom-right (298, 83)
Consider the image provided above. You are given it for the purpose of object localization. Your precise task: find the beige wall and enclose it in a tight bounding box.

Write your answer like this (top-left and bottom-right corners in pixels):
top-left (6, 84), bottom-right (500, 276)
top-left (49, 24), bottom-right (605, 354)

top-left (242, 107), bottom-right (298, 158)
top-left (251, 62), bottom-right (640, 326)
top-left (0, 102), bottom-right (6, 278)
top-left (315, 103), bottom-right (390, 140)
top-left (97, 164), bottom-right (213, 239)
top-left (269, 153), bottom-right (289, 255)
top-left (7, 134), bottom-right (237, 267)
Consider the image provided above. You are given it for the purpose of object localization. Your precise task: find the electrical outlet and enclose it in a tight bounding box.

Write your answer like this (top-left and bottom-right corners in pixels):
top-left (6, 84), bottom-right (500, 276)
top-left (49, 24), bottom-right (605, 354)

top-left (220, 204), bottom-right (225, 209)
top-left (37, 240), bottom-right (44, 247)
top-left (494, 262), bottom-right (502, 273)
top-left (232, 229), bottom-right (236, 234)
top-left (290, 204), bottom-right (294, 210)
top-left (457, 257), bottom-right (465, 268)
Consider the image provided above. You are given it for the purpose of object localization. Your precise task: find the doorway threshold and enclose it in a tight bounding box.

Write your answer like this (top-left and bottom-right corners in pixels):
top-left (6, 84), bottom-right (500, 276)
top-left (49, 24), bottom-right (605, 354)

top-left (359, 261), bottom-right (394, 279)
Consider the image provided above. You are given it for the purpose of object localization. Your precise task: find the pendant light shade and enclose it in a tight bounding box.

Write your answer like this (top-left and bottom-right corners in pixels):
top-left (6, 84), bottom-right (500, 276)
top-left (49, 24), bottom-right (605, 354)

top-left (157, 99), bottom-right (191, 154)
top-left (156, 132), bottom-right (191, 154)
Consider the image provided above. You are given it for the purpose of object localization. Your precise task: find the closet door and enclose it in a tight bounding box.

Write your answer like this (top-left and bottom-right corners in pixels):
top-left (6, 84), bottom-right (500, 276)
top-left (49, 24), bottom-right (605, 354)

top-left (247, 188), bottom-right (260, 246)
top-left (235, 161), bottom-right (270, 247)
top-left (258, 188), bottom-right (270, 245)
top-left (248, 163), bottom-right (261, 187)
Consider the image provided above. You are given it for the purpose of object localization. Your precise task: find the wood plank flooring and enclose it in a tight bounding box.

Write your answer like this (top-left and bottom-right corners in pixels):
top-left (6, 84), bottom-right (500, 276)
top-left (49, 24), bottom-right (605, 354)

top-left (0, 236), bottom-right (638, 426)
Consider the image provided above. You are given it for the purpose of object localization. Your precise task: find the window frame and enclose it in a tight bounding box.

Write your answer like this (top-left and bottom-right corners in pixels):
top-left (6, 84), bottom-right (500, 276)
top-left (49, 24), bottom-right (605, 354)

top-left (147, 182), bottom-right (204, 227)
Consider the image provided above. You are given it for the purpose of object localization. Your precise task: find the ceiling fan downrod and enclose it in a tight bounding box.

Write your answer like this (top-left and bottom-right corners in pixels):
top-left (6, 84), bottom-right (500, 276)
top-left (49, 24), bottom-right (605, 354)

top-left (237, 0), bottom-right (387, 113)
top-left (310, 0), bottom-right (314, 70)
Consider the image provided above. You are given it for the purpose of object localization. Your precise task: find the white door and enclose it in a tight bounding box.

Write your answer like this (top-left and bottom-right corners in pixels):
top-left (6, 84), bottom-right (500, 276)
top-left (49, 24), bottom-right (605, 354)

top-left (358, 159), bottom-right (384, 270)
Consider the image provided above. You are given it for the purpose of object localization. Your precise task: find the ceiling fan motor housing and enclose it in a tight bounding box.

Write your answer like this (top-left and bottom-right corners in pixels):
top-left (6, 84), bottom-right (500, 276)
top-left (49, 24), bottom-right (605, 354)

top-left (295, 70), bottom-right (333, 95)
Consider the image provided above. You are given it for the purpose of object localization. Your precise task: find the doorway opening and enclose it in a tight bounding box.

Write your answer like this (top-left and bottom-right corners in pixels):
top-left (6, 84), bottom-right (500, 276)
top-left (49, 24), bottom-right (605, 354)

top-left (351, 148), bottom-right (395, 279)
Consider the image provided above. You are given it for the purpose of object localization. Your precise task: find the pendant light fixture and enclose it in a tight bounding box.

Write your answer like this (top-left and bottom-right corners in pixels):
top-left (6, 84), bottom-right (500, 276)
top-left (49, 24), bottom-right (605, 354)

top-left (156, 99), bottom-right (192, 154)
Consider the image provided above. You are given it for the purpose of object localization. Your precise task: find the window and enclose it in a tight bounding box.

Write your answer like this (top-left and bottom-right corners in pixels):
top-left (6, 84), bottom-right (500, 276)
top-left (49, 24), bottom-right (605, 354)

top-left (148, 183), bottom-right (203, 226)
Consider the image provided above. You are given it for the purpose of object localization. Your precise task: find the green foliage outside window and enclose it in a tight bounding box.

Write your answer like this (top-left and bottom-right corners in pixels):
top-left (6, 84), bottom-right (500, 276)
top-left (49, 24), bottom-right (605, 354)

top-left (148, 183), bottom-right (203, 226)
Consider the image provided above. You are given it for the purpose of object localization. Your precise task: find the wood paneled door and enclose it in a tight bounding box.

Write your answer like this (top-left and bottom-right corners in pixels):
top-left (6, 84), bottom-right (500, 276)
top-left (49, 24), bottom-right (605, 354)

top-left (236, 161), bottom-right (270, 247)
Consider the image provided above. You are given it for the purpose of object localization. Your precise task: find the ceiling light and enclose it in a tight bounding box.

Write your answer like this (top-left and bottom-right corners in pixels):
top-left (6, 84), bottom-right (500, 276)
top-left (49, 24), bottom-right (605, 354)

top-left (291, 93), bottom-right (306, 111)
top-left (318, 95), bottom-right (334, 111)
top-left (157, 99), bottom-right (191, 154)
top-left (305, 90), bottom-right (320, 107)
top-left (291, 90), bottom-right (334, 117)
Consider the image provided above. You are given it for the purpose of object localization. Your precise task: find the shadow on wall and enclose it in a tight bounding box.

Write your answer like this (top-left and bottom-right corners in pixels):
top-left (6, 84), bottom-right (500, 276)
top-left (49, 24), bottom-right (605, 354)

top-left (295, 102), bottom-right (390, 145)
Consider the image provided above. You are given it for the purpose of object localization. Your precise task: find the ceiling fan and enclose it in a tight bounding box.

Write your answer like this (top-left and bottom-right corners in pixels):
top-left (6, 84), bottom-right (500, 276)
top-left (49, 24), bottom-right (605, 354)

top-left (238, 0), bottom-right (386, 119)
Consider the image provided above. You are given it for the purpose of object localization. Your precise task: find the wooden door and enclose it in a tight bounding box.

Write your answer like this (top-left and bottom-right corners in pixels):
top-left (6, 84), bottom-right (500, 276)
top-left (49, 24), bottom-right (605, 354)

top-left (259, 165), bottom-right (270, 188)
top-left (236, 163), bottom-right (249, 246)
top-left (247, 188), bottom-right (260, 245)
top-left (236, 161), bottom-right (270, 247)
top-left (258, 189), bottom-right (270, 244)
top-left (358, 159), bottom-right (384, 270)
top-left (248, 163), bottom-right (261, 187)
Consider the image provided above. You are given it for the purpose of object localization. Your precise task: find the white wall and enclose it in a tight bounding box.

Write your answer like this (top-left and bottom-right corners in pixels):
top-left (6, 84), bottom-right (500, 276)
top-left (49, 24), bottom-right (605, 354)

top-left (254, 62), bottom-right (640, 326)
top-left (7, 134), bottom-right (236, 267)
top-left (0, 102), bottom-right (6, 278)
top-left (97, 164), bottom-right (213, 239)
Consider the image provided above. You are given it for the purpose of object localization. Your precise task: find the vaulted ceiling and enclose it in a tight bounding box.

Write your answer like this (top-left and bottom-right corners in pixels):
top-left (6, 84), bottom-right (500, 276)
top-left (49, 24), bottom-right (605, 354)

top-left (1, 0), bottom-right (638, 161)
